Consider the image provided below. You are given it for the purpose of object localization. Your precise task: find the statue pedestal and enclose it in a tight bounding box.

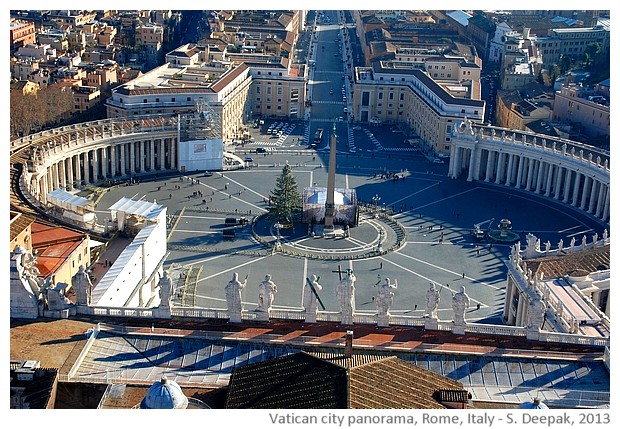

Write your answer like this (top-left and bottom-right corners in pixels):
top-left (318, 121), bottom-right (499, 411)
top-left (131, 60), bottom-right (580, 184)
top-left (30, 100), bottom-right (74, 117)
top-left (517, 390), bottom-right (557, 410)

top-left (304, 311), bottom-right (317, 323)
top-left (340, 311), bottom-right (353, 325)
top-left (228, 311), bottom-right (242, 323)
top-left (424, 317), bottom-right (439, 330)
top-left (255, 309), bottom-right (270, 322)
top-left (155, 307), bottom-right (172, 319)
top-left (377, 314), bottom-right (390, 327)
top-left (526, 328), bottom-right (541, 341)
top-left (452, 322), bottom-right (466, 335)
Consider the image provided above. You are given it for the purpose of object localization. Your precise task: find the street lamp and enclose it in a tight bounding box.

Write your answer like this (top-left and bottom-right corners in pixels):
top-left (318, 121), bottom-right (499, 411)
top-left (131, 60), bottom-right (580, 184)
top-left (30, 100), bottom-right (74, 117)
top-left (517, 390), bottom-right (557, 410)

top-left (372, 194), bottom-right (381, 209)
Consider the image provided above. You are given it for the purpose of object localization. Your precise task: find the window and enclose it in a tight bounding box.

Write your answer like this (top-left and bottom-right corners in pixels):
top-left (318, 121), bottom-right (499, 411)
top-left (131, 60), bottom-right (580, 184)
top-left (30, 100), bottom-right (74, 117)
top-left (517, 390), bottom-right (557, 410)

top-left (378, 93), bottom-right (383, 100)
top-left (143, 99), bottom-right (147, 103)
top-left (187, 97), bottom-right (191, 102)
top-left (400, 93), bottom-right (404, 101)
top-left (171, 97), bottom-right (175, 102)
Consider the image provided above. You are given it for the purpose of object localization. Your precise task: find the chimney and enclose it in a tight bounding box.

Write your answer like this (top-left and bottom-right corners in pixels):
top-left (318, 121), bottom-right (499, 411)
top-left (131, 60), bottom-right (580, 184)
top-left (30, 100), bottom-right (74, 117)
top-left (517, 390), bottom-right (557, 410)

top-left (344, 330), bottom-right (353, 357)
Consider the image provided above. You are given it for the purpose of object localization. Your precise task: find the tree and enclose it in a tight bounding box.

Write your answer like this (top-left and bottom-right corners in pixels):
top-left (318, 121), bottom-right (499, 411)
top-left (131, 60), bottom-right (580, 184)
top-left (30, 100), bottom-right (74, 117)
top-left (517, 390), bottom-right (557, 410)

top-left (583, 42), bottom-right (602, 69)
top-left (559, 54), bottom-right (573, 75)
top-left (268, 164), bottom-right (302, 224)
top-left (548, 64), bottom-right (561, 86)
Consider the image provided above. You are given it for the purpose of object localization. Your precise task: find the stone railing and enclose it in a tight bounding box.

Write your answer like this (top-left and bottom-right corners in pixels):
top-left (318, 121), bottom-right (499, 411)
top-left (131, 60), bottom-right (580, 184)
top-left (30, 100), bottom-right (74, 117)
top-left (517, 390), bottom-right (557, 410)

top-left (75, 304), bottom-right (609, 348)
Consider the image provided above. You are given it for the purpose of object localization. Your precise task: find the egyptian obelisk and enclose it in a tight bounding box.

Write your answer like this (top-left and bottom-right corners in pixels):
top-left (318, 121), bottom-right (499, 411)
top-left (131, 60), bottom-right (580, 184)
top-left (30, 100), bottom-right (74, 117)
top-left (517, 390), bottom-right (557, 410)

top-left (323, 121), bottom-right (337, 233)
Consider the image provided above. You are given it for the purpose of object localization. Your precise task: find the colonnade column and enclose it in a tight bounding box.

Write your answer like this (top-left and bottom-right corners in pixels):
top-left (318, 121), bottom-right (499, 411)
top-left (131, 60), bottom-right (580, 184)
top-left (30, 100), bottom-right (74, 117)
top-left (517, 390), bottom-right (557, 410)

top-left (515, 155), bottom-right (525, 189)
top-left (73, 154), bottom-right (81, 187)
top-left (150, 140), bottom-right (156, 171)
top-left (83, 151), bottom-right (90, 185)
top-left (92, 148), bottom-right (99, 183)
top-left (535, 160), bottom-right (545, 193)
top-left (595, 182), bottom-right (606, 218)
top-left (100, 146), bottom-right (108, 179)
top-left (505, 154), bottom-right (515, 186)
top-left (467, 147), bottom-right (476, 181)
top-left (495, 152), bottom-right (505, 185)
top-left (139, 141), bottom-right (145, 173)
top-left (170, 138), bottom-right (176, 170)
top-left (159, 139), bottom-right (165, 170)
top-left (129, 142), bottom-right (135, 175)
top-left (580, 176), bottom-right (591, 211)
top-left (602, 187), bottom-right (610, 221)
top-left (120, 143), bottom-right (126, 176)
top-left (58, 159), bottom-right (66, 190)
top-left (66, 156), bottom-right (73, 190)
top-left (544, 164), bottom-right (554, 197)
top-left (40, 174), bottom-right (48, 204)
top-left (553, 166), bottom-right (564, 199)
top-left (588, 179), bottom-right (599, 214)
top-left (110, 145), bottom-right (117, 178)
top-left (484, 150), bottom-right (494, 182)
top-left (562, 170), bottom-right (572, 203)
top-left (525, 157), bottom-right (535, 190)
top-left (571, 172), bottom-right (582, 206)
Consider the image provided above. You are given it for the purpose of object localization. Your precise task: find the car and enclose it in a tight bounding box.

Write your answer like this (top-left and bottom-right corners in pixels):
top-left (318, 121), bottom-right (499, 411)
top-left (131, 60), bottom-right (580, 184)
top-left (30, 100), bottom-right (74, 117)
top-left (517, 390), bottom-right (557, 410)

top-left (338, 117), bottom-right (344, 122)
top-left (255, 147), bottom-right (267, 153)
top-left (244, 156), bottom-right (254, 162)
top-left (343, 107), bottom-right (348, 113)
top-left (203, 171), bottom-right (214, 177)
top-left (432, 158), bottom-right (445, 164)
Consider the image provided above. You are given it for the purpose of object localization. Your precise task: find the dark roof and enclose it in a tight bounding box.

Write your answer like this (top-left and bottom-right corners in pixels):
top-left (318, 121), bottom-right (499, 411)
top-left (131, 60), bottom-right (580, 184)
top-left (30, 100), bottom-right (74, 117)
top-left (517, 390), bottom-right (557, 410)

top-left (10, 364), bottom-right (58, 409)
top-left (225, 351), bottom-right (466, 409)
top-left (10, 212), bottom-right (34, 242)
top-left (526, 244), bottom-right (610, 280)
top-left (225, 352), bottom-right (348, 409)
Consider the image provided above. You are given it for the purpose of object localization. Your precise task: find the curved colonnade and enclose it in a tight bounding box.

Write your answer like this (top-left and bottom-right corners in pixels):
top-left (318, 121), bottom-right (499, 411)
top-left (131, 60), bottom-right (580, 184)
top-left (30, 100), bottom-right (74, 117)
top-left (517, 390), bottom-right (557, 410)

top-left (11, 115), bottom-right (179, 209)
top-left (10, 116), bottom-right (611, 228)
top-left (449, 121), bottom-right (610, 223)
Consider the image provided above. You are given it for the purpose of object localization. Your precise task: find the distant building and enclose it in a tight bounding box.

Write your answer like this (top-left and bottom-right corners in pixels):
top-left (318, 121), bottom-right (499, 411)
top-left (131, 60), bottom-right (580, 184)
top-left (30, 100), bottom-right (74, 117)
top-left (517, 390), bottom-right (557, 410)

top-left (10, 19), bottom-right (36, 54)
top-left (10, 360), bottom-right (58, 409)
top-left (496, 90), bottom-right (551, 131)
top-left (552, 83), bottom-right (610, 138)
top-left (353, 62), bottom-right (484, 155)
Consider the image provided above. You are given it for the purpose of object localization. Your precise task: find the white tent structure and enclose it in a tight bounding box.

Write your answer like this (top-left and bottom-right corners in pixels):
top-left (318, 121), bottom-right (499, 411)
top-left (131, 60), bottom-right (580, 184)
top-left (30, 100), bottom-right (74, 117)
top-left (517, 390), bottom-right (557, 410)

top-left (47, 188), bottom-right (96, 226)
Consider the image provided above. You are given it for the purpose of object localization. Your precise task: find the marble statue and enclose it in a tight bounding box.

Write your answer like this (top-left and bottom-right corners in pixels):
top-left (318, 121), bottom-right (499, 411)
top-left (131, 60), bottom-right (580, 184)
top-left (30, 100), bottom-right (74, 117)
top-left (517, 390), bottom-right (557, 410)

top-left (303, 274), bottom-right (323, 315)
top-left (225, 272), bottom-right (246, 322)
top-left (376, 277), bottom-right (397, 316)
top-left (158, 270), bottom-right (174, 309)
top-left (257, 274), bottom-right (278, 312)
top-left (527, 291), bottom-right (546, 331)
top-left (425, 282), bottom-right (441, 319)
top-left (452, 286), bottom-right (470, 324)
top-left (72, 265), bottom-right (93, 306)
top-left (336, 269), bottom-right (356, 324)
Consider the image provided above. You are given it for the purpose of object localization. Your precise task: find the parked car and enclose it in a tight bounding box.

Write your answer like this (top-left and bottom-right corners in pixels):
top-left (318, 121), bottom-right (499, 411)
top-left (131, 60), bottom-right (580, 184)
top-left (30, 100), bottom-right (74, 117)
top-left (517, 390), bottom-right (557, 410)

top-left (432, 158), bottom-right (445, 164)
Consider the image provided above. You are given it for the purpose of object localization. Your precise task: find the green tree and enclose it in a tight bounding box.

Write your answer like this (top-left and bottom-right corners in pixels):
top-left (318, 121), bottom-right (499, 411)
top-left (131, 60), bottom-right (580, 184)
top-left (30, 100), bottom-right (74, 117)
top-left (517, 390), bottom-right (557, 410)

top-left (583, 42), bottom-right (602, 68)
top-left (559, 54), bottom-right (573, 75)
top-left (548, 64), bottom-right (561, 86)
top-left (268, 164), bottom-right (302, 224)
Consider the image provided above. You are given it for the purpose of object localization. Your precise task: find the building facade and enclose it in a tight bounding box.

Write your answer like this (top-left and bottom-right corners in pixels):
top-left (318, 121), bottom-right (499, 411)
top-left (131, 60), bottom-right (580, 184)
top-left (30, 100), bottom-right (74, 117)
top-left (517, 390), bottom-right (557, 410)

top-left (352, 62), bottom-right (484, 155)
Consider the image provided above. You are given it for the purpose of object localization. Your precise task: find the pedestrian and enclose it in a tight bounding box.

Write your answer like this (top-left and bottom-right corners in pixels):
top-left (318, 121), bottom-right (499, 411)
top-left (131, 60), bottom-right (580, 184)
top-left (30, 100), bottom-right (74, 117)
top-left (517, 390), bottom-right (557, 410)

top-left (169, 193), bottom-right (172, 199)
top-left (462, 272), bottom-right (465, 279)
top-left (380, 262), bottom-right (383, 269)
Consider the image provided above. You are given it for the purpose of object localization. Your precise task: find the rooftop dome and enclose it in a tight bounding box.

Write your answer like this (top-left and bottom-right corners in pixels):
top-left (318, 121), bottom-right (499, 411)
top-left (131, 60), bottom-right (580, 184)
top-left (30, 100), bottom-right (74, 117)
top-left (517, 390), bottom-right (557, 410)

top-left (140, 377), bottom-right (189, 409)
top-left (519, 397), bottom-right (549, 409)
